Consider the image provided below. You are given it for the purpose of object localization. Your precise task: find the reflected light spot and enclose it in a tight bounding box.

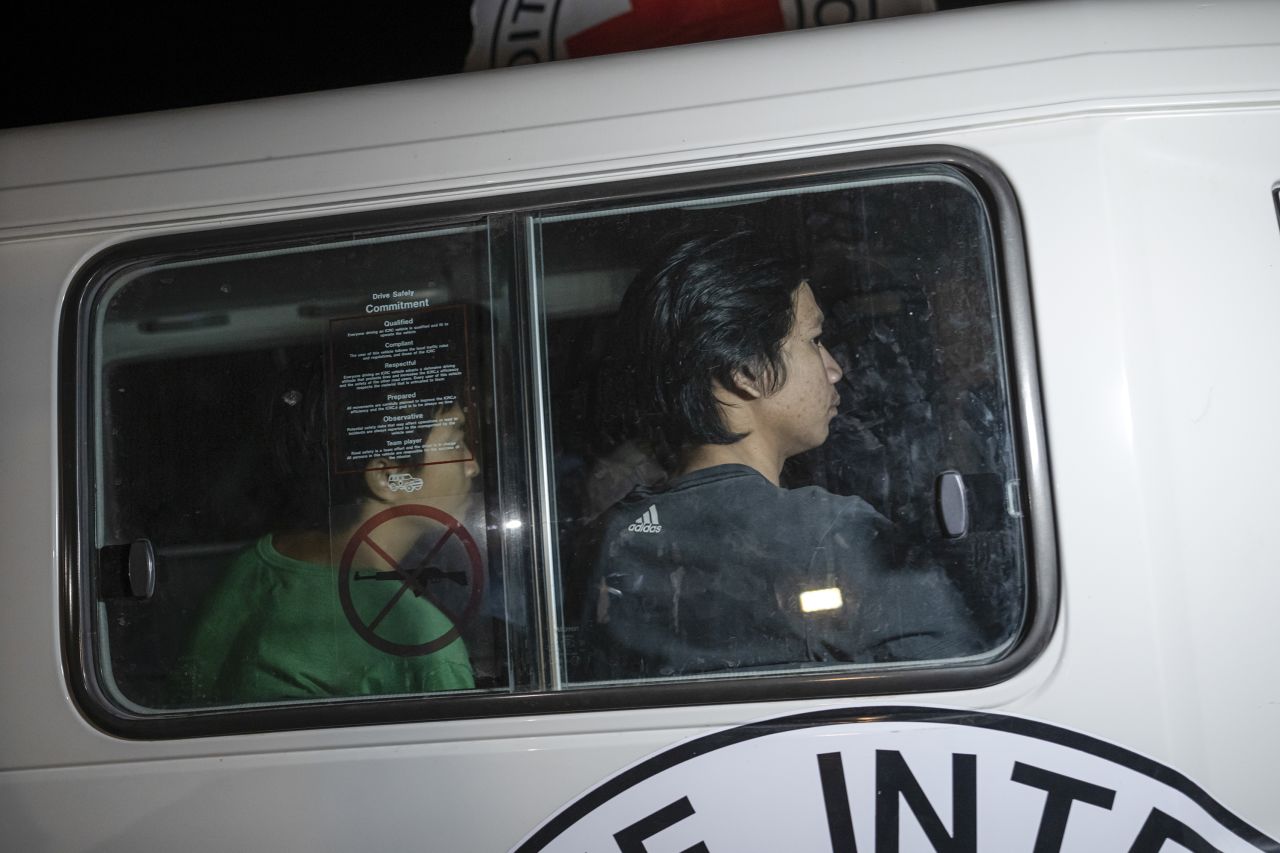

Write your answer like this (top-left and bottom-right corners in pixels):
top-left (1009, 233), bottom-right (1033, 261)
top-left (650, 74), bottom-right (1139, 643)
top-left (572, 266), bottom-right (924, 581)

top-left (504, 519), bottom-right (523, 530)
top-left (800, 588), bottom-right (843, 613)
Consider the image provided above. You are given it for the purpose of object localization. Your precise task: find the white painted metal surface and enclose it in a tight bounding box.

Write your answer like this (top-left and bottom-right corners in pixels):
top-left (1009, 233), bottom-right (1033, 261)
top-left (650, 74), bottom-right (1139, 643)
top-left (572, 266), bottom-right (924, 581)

top-left (2, 0), bottom-right (1279, 848)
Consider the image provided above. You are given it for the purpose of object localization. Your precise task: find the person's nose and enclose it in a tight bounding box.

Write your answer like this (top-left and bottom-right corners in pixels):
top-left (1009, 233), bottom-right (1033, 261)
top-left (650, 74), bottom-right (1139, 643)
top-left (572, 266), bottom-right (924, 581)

top-left (822, 347), bottom-right (843, 384)
top-left (463, 455), bottom-right (479, 479)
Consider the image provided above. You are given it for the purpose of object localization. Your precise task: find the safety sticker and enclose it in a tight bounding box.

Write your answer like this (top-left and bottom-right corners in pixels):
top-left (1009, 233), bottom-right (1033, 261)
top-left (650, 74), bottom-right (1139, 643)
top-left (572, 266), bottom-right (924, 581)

top-left (329, 301), bottom-right (474, 473)
top-left (338, 504), bottom-right (484, 657)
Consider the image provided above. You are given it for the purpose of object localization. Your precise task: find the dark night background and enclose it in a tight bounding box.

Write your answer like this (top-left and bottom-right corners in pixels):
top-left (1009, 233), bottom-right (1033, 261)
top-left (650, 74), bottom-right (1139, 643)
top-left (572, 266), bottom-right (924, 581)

top-left (5, 1), bottom-right (1006, 130)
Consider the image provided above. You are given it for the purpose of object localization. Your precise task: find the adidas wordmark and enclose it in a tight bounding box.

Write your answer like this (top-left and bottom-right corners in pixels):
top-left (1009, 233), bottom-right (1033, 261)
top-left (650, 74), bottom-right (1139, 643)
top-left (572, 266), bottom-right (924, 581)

top-left (628, 505), bottom-right (663, 534)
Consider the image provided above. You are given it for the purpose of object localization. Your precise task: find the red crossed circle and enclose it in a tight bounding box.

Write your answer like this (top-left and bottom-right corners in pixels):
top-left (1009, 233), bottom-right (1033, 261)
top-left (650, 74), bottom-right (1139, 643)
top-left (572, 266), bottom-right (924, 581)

top-left (337, 504), bottom-right (484, 657)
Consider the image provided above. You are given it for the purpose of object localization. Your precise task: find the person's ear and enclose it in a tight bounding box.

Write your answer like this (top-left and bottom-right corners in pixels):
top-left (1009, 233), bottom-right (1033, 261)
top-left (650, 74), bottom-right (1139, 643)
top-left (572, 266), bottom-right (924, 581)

top-left (364, 459), bottom-right (401, 503)
top-left (729, 369), bottom-right (765, 400)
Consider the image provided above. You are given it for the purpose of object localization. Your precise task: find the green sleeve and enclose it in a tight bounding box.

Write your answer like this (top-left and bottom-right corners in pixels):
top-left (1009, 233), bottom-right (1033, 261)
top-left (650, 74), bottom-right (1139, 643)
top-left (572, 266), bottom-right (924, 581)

top-left (176, 552), bottom-right (257, 705)
top-left (417, 647), bottom-right (476, 692)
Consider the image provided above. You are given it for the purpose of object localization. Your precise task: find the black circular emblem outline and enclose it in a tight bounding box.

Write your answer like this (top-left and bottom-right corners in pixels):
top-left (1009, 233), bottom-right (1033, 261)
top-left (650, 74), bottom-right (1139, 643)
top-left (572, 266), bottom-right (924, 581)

top-left (337, 504), bottom-right (484, 657)
top-left (513, 705), bottom-right (1278, 852)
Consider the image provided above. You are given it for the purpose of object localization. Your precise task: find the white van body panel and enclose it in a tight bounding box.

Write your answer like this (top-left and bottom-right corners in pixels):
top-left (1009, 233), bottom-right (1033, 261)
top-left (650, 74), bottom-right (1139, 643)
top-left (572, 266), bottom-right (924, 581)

top-left (2, 1), bottom-right (1278, 848)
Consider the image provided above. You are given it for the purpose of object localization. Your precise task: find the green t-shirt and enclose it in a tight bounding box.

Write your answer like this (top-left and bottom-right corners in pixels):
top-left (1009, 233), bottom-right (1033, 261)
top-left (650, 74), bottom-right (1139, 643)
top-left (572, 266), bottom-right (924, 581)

top-left (181, 536), bottom-right (474, 705)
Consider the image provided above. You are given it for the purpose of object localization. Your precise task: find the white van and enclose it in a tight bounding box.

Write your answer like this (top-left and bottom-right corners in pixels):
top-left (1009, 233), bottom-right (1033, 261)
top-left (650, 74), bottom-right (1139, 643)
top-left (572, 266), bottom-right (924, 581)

top-left (2, 1), bottom-right (1278, 849)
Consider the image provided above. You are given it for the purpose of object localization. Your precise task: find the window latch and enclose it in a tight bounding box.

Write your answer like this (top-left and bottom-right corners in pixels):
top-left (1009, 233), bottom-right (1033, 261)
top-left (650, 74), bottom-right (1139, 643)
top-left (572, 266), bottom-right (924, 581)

top-left (935, 471), bottom-right (969, 538)
top-left (99, 539), bottom-right (157, 600)
top-left (126, 539), bottom-right (157, 599)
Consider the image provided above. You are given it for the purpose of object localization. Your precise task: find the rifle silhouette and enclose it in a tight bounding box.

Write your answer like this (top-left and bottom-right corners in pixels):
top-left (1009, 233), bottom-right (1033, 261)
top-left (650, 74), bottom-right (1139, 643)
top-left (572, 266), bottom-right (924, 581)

top-left (353, 564), bottom-right (468, 597)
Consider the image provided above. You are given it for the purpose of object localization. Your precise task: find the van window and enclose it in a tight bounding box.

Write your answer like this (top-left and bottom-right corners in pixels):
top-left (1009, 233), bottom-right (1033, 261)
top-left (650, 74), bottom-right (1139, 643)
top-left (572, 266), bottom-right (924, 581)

top-left (69, 152), bottom-right (1045, 733)
top-left (89, 223), bottom-right (515, 711)
top-left (534, 166), bottom-right (1027, 684)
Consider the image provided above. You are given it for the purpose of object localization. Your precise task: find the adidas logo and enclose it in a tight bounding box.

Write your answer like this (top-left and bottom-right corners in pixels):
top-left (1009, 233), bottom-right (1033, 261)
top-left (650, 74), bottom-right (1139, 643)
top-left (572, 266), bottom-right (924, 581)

top-left (627, 505), bottom-right (663, 534)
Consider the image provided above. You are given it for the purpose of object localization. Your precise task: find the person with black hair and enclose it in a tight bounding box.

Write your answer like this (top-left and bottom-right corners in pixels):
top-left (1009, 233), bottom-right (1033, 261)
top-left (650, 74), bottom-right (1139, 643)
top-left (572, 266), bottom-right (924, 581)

top-left (179, 354), bottom-right (478, 704)
top-left (578, 228), bottom-right (981, 679)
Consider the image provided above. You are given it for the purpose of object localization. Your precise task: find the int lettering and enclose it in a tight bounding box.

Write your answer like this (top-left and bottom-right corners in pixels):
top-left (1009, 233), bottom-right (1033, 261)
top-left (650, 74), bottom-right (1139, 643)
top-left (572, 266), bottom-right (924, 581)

top-left (598, 751), bottom-right (1227, 852)
top-left (816, 750), bottom-right (1224, 853)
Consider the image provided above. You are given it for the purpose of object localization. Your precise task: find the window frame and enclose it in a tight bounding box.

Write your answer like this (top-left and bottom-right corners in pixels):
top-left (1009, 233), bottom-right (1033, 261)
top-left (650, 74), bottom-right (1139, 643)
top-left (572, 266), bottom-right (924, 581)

top-left (59, 145), bottom-right (1057, 739)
